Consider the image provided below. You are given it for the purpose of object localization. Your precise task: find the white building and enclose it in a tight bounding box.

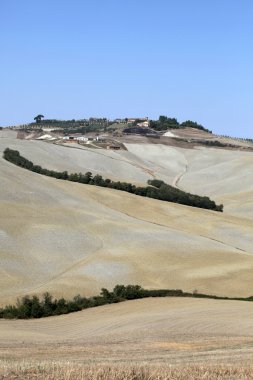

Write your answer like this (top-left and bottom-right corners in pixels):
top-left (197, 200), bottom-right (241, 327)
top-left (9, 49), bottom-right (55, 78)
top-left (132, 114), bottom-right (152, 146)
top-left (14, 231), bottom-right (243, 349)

top-left (96, 136), bottom-right (106, 141)
top-left (76, 136), bottom-right (89, 142)
top-left (63, 135), bottom-right (94, 141)
top-left (137, 121), bottom-right (150, 128)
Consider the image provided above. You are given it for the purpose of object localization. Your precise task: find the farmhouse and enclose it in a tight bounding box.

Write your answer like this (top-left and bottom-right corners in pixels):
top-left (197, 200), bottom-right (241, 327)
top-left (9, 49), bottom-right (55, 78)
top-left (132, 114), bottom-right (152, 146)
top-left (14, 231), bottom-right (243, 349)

top-left (137, 121), bottom-right (150, 128)
top-left (62, 135), bottom-right (93, 142)
top-left (127, 117), bottom-right (149, 124)
top-left (96, 136), bottom-right (106, 142)
top-left (62, 136), bottom-right (75, 141)
top-left (75, 136), bottom-right (89, 142)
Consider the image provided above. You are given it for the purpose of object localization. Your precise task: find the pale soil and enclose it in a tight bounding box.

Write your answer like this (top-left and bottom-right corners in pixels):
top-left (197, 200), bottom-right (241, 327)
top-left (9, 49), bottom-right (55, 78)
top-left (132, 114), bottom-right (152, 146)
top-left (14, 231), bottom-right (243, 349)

top-left (0, 130), bottom-right (253, 304)
top-left (1, 130), bottom-right (253, 375)
top-left (163, 131), bottom-right (179, 137)
top-left (4, 135), bottom-right (153, 184)
top-left (169, 127), bottom-right (215, 140)
top-left (1, 298), bottom-right (253, 366)
top-left (7, 130), bottom-right (253, 219)
top-left (124, 143), bottom-right (253, 219)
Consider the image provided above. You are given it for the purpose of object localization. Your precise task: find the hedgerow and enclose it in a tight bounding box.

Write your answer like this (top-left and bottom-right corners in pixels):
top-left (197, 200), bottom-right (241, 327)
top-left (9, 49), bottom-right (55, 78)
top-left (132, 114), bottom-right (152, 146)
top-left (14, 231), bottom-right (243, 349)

top-left (1, 284), bottom-right (252, 319)
top-left (3, 148), bottom-right (223, 212)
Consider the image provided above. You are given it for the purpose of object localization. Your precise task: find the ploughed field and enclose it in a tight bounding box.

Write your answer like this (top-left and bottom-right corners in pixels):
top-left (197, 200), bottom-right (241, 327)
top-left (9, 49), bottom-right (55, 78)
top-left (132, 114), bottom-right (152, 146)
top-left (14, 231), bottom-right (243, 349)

top-left (0, 129), bottom-right (253, 305)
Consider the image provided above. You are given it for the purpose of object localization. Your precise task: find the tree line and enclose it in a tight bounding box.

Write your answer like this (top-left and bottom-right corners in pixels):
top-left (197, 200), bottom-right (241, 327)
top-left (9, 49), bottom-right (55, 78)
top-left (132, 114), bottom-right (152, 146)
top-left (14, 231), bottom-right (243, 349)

top-left (3, 148), bottom-right (223, 212)
top-left (150, 116), bottom-right (211, 133)
top-left (1, 284), bottom-right (253, 319)
top-left (173, 138), bottom-right (243, 149)
top-left (197, 140), bottom-right (241, 148)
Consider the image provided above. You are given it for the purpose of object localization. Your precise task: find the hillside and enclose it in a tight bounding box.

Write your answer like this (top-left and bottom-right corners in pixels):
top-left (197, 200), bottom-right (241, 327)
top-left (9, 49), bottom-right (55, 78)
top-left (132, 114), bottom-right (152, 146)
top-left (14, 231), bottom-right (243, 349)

top-left (0, 129), bottom-right (253, 305)
top-left (1, 297), bottom-right (253, 365)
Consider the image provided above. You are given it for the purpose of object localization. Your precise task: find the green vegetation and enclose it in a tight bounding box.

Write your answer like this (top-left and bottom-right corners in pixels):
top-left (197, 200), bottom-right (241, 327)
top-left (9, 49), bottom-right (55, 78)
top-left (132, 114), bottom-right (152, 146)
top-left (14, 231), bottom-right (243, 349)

top-left (1, 284), bottom-right (253, 319)
top-left (20, 115), bottom-right (215, 134)
top-left (150, 116), bottom-right (211, 133)
top-left (3, 148), bottom-right (223, 212)
top-left (170, 137), bottom-right (243, 149)
top-left (29, 117), bottom-right (110, 132)
top-left (123, 126), bottom-right (156, 135)
top-left (59, 124), bottom-right (103, 135)
top-left (180, 120), bottom-right (211, 133)
top-left (34, 114), bottom-right (44, 124)
top-left (150, 116), bottom-right (180, 130)
top-left (197, 140), bottom-right (241, 148)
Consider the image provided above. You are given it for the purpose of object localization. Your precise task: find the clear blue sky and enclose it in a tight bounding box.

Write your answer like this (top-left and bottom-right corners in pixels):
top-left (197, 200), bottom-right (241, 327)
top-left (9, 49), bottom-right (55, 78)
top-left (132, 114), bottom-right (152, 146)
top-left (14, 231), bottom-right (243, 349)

top-left (1, 0), bottom-right (253, 137)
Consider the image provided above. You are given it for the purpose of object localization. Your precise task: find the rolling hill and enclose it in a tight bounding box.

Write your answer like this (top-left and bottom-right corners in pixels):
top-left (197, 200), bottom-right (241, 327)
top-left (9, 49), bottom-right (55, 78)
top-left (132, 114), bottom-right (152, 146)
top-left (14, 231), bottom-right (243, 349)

top-left (1, 297), bottom-right (253, 365)
top-left (0, 129), bottom-right (253, 306)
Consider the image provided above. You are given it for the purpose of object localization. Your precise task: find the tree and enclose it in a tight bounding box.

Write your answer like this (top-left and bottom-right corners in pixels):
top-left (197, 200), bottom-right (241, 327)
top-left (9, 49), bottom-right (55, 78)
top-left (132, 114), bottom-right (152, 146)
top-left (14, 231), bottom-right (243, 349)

top-left (69, 173), bottom-right (79, 182)
top-left (147, 179), bottom-right (165, 188)
top-left (30, 295), bottom-right (43, 318)
top-left (92, 174), bottom-right (105, 186)
top-left (113, 285), bottom-right (126, 298)
top-left (84, 171), bottom-right (93, 183)
top-left (100, 288), bottom-right (111, 300)
top-left (34, 114), bottom-right (44, 124)
top-left (42, 292), bottom-right (55, 316)
top-left (150, 116), bottom-right (180, 131)
top-left (159, 115), bottom-right (167, 123)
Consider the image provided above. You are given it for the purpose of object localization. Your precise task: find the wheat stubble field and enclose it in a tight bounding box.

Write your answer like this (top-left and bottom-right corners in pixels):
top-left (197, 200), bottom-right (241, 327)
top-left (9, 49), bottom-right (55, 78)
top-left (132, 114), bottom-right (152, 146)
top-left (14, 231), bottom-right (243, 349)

top-left (2, 298), bottom-right (253, 378)
top-left (1, 129), bottom-right (253, 378)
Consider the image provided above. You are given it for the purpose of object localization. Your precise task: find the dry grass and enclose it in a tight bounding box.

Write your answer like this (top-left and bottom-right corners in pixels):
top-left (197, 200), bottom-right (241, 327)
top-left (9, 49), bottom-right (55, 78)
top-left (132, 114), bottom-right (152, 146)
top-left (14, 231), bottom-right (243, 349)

top-left (2, 299), bottom-right (253, 376)
top-left (1, 361), bottom-right (253, 380)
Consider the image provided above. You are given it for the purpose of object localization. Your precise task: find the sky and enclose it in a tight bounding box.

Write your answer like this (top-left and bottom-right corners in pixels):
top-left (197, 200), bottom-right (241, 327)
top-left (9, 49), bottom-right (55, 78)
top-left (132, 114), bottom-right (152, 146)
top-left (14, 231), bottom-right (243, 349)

top-left (0, 0), bottom-right (252, 137)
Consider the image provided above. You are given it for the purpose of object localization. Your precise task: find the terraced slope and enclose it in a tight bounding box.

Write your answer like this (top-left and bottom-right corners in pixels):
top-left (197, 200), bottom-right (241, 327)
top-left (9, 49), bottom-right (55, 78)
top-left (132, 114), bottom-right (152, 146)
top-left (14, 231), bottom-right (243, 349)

top-left (0, 130), bottom-right (253, 305)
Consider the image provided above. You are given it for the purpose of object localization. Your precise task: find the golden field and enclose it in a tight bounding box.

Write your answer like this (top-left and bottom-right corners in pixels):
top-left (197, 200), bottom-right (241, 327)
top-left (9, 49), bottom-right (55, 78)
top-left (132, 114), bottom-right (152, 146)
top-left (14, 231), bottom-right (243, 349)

top-left (0, 130), bottom-right (253, 303)
top-left (2, 298), bottom-right (253, 378)
top-left (1, 129), bottom-right (253, 377)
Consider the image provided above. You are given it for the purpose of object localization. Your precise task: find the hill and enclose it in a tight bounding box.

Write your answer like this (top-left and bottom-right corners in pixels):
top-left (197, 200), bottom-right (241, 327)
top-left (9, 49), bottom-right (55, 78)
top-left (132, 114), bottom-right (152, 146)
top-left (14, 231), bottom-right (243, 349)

top-left (1, 297), bottom-right (253, 365)
top-left (0, 129), bottom-right (253, 305)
